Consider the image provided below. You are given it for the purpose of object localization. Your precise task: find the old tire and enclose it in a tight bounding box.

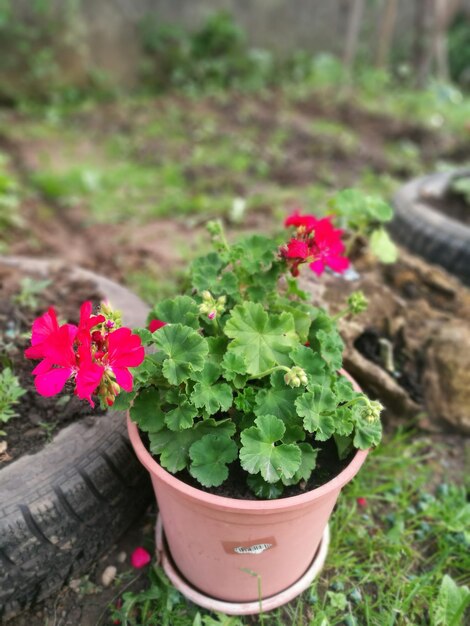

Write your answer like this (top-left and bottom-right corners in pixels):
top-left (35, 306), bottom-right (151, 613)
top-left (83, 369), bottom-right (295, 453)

top-left (0, 257), bottom-right (152, 619)
top-left (391, 169), bottom-right (470, 285)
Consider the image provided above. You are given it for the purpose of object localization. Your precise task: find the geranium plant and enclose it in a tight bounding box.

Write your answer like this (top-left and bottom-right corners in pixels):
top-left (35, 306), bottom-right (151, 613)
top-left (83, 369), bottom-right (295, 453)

top-left (126, 215), bottom-right (381, 498)
top-left (26, 212), bottom-right (383, 499)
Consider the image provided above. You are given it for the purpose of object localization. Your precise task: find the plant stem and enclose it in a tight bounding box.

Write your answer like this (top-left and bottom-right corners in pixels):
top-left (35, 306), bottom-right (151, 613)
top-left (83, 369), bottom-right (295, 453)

top-left (332, 307), bottom-right (350, 322)
top-left (248, 365), bottom-right (291, 381)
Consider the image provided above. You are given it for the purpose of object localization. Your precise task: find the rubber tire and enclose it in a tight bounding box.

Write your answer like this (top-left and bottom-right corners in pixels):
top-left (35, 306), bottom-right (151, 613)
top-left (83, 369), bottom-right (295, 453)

top-left (0, 257), bottom-right (152, 619)
top-left (391, 169), bottom-right (470, 285)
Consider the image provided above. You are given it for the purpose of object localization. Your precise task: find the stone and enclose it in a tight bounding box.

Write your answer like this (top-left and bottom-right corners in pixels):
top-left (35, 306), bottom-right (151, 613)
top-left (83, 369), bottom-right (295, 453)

top-left (423, 322), bottom-right (470, 434)
top-left (101, 565), bottom-right (117, 588)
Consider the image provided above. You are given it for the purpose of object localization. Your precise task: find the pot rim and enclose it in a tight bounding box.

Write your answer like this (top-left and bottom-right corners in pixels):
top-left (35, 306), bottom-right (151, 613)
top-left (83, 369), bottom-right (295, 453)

top-left (127, 416), bottom-right (369, 512)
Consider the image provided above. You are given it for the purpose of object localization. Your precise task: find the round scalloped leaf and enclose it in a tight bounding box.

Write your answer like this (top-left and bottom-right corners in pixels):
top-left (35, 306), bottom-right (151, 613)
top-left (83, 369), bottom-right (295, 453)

top-left (154, 323), bottom-right (208, 385)
top-left (189, 434), bottom-right (238, 487)
top-left (224, 302), bottom-right (298, 375)
top-left (240, 414), bottom-right (302, 483)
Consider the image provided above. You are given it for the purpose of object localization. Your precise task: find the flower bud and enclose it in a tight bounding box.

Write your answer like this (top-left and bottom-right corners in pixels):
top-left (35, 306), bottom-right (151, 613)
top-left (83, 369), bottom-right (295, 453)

top-left (199, 302), bottom-right (210, 315)
top-left (284, 366), bottom-right (308, 388)
top-left (217, 295), bottom-right (227, 305)
top-left (208, 309), bottom-right (217, 320)
top-left (202, 290), bottom-right (212, 301)
top-left (348, 291), bottom-right (368, 315)
top-left (366, 400), bottom-right (383, 422)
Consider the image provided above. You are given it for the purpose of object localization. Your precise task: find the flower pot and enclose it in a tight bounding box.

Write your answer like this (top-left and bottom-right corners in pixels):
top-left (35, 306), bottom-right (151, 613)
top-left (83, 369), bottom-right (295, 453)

top-left (127, 373), bottom-right (369, 613)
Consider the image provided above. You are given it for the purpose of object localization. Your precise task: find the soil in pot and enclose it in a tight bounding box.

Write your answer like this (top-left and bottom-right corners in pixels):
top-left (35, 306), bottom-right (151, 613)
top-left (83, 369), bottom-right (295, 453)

top-left (0, 263), bottom-right (106, 465)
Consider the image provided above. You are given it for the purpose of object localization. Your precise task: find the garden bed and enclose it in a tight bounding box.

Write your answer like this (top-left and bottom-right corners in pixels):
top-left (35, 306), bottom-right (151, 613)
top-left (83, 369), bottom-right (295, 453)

top-left (0, 263), bottom-right (104, 464)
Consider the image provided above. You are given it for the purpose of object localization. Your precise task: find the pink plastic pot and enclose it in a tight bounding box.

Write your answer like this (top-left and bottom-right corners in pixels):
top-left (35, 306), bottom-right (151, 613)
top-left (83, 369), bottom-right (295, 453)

top-left (127, 374), bottom-right (369, 612)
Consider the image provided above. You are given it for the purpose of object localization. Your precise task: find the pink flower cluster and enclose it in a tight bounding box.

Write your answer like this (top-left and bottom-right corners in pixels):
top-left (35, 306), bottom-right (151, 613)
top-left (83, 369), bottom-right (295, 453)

top-left (282, 212), bottom-right (349, 277)
top-left (25, 302), bottom-right (144, 407)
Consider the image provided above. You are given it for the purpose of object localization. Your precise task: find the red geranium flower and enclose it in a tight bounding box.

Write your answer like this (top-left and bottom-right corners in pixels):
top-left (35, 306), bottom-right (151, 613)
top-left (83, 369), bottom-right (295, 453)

top-left (281, 238), bottom-right (311, 260)
top-left (103, 327), bottom-right (145, 393)
top-left (31, 324), bottom-right (104, 406)
top-left (148, 319), bottom-right (166, 333)
top-left (308, 217), bottom-right (350, 276)
top-left (284, 211), bottom-right (317, 233)
top-left (26, 301), bottom-right (145, 407)
top-left (130, 546), bottom-right (151, 569)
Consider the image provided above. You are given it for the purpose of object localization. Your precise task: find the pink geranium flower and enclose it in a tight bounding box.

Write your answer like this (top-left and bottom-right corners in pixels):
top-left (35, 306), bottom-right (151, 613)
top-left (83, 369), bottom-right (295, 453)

top-left (130, 546), bottom-right (151, 568)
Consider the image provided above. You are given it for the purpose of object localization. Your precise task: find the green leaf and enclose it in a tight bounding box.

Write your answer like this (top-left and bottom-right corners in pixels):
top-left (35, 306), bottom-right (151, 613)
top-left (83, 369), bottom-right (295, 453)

top-left (316, 329), bottom-right (344, 370)
top-left (219, 271), bottom-right (239, 296)
top-left (129, 388), bottom-right (165, 433)
top-left (191, 383), bottom-right (233, 415)
top-left (207, 336), bottom-right (229, 365)
top-left (189, 434), bottom-right (238, 487)
top-left (234, 387), bottom-right (257, 413)
top-left (334, 434), bottom-right (353, 460)
top-left (190, 362), bottom-right (233, 415)
top-left (133, 354), bottom-right (163, 385)
top-left (255, 370), bottom-right (301, 422)
top-left (111, 390), bottom-right (136, 411)
top-left (240, 415), bottom-right (301, 483)
top-left (365, 196), bottom-right (394, 222)
top-left (369, 227), bottom-right (398, 263)
top-left (330, 406), bottom-right (354, 436)
top-left (432, 575), bottom-right (470, 626)
top-left (330, 189), bottom-right (393, 226)
top-left (133, 327), bottom-right (153, 345)
top-left (334, 375), bottom-right (357, 402)
top-left (353, 410), bottom-right (382, 450)
top-left (225, 302), bottom-right (298, 375)
top-left (221, 351), bottom-right (247, 378)
top-left (150, 295), bottom-right (200, 329)
top-left (221, 351), bottom-right (248, 389)
top-left (247, 474), bottom-right (283, 499)
top-left (282, 422), bottom-right (306, 444)
top-left (274, 298), bottom-right (313, 343)
top-left (155, 323), bottom-right (208, 385)
top-left (149, 418), bottom-right (235, 473)
top-left (286, 276), bottom-right (308, 300)
top-left (165, 401), bottom-right (198, 431)
top-left (231, 234), bottom-right (278, 274)
top-left (295, 386), bottom-right (336, 440)
top-left (290, 345), bottom-right (326, 385)
top-left (282, 443), bottom-right (318, 485)
top-left (190, 252), bottom-right (224, 292)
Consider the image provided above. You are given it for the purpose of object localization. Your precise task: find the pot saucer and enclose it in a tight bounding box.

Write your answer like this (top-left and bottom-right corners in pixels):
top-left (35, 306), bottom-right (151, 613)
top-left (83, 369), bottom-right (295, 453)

top-left (155, 515), bottom-right (330, 616)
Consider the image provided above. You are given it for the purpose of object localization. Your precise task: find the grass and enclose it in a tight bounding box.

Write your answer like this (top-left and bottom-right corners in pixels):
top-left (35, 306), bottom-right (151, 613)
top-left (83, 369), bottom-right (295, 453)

top-left (109, 430), bottom-right (469, 625)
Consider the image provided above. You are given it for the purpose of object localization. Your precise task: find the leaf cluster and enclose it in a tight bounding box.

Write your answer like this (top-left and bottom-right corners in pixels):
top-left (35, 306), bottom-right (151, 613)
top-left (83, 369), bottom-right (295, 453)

top-left (127, 228), bottom-right (382, 497)
top-left (0, 367), bottom-right (26, 424)
top-left (329, 188), bottom-right (398, 263)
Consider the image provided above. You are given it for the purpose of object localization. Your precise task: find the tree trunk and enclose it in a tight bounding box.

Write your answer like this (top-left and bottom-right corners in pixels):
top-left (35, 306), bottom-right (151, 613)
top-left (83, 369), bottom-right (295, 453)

top-left (376, 0), bottom-right (399, 69)
top-left (343, 0), bottom-right (366, 71)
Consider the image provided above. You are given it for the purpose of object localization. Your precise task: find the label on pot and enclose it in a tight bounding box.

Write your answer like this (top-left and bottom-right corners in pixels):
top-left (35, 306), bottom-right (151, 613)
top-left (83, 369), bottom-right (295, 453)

top-left (223, 536), bottom-right (276, 555)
